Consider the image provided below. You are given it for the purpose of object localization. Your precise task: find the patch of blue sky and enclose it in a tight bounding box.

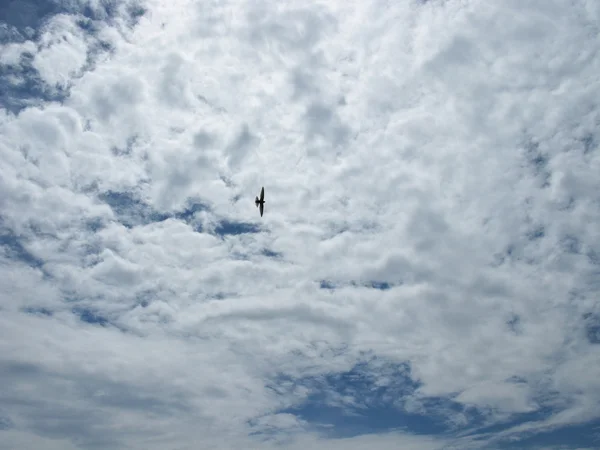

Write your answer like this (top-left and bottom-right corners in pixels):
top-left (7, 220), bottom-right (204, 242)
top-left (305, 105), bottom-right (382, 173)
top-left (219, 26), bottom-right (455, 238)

top-left (319, 280), bottom-right (335, 290)
top-left (506, 314), bottom-right (523, 334)
top-left (583, 313), bottom-right (600, 344)
top-left (269, 361), bottom-right (474, 439)
top-left (71, 306), bottom-right (109, 327)
top-left (0, 52), bottom-right (68, 114)
top-left (99, 190), bottom-right (170, 228)
top-left (522, 137), bottom-right (551, 188)
top-left (496, 420), bottom-right (600, 449)
top-left (526, 225), bottom-right (545, 242)
top-left (587, 249), bottom-right (599, 266)
top-left (0, 415), bottom-right (14, 430)
top-left (173, 201), bottom-right (208, 229)
top-left (0, 225), bottom-right (44, 269)
top-left (365, 281), bottom-right (391, 290)
top-left (261, 249), bottom-right (283, 258)
top-left (319, 280), bottom-right (393, 290)
top-left (98, 189), bottom-right (217, 232)
top-left (465, 406), bottom-right (557, 440)
top-left (214, 220), bottom-right (261, 236)
top-left (581, 133), bottom-right (597, 155)
top-left (1, 0), bottom-right (146, 43)
top-left (267, 359), bottom-right (600, 448)
top-left (21, 306), bottom-right (53, 316)
top-left (1, 0), bottom-right (147, 113)
top-left (1, 0), bottom-right (66, 43)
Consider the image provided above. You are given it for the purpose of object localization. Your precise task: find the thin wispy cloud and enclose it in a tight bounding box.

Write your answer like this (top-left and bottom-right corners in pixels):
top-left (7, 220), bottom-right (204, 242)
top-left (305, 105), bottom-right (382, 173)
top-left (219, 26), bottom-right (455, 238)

top-left (1, 0), bottom-right (600, 449)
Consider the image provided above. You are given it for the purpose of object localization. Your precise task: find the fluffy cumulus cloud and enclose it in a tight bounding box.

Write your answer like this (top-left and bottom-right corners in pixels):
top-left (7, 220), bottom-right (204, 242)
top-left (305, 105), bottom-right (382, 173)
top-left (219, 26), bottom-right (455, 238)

top-left (1, 0), bottom-right (600, 449)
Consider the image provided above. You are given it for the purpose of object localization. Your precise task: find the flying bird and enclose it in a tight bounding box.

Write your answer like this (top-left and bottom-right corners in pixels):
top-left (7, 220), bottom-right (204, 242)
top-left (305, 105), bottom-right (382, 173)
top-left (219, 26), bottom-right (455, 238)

top-left (255, 186), bottom-right (265, 217)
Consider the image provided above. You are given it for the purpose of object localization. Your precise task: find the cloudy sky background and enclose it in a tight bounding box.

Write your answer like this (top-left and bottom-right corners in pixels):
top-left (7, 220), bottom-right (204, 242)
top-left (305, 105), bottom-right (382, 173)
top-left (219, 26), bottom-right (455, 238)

top-left (1, 0), bottom-right (600, 449)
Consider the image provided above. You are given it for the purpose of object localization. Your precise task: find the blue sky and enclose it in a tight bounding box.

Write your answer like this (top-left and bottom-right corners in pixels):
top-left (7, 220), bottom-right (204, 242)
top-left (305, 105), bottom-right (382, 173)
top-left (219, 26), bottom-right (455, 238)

top-left (1, 0), bottom-right (600, 449)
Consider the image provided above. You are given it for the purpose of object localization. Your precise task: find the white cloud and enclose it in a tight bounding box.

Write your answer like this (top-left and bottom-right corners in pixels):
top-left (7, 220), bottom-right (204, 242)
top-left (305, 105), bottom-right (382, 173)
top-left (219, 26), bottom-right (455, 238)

top-left (32, 14), bottom-right (90, 88)
top-left (1, 0), bottom-right (600, 448)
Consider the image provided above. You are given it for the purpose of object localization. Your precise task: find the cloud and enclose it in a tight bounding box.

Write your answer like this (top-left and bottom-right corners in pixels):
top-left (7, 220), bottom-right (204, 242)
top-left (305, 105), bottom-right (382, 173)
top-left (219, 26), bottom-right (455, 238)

top-left (1, 0), bottom-right (600, 449)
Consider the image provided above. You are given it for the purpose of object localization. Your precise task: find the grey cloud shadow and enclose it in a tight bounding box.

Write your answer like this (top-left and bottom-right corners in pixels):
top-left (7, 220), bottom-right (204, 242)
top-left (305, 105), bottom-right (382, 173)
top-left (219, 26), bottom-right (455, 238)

top-left (406, 206), bottom-right (450, 253)
top-left (110, 135), bottom-right (138, 157)
top-left (0, 359), bottom-right (198, 448)
top-left (304, 102), bottom-right (350, 148)
top-left (289, 67), bottom-right (319, 100)
top-left (246, 6), bottom-right (333, 55)
top-left (159, 52), bottom-right (196, 108)
top-left (193, 130), bottom-right (215, 149)
top-left (225, 123), bottom-right (259, 170)
top-left (207, 303), bottom-right (354, 335)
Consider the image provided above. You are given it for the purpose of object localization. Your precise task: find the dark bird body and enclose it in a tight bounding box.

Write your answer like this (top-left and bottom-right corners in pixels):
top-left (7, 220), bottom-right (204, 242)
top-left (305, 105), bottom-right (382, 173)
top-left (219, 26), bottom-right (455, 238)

top-left (255, 186), bottom-right (265, 217)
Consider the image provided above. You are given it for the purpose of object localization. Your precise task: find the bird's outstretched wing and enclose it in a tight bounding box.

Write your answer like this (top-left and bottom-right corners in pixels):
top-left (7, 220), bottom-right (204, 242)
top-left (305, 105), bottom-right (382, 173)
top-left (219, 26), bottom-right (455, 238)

top-left (260, 186), bottom-right (264, 202)
top-left (259, 202), bottom-right (264, 217)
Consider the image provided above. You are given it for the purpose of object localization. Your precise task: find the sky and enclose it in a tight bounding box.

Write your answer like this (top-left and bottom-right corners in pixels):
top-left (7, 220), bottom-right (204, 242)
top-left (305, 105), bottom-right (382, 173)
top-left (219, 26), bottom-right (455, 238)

top-left (1, 0), bottom-right (600, 449)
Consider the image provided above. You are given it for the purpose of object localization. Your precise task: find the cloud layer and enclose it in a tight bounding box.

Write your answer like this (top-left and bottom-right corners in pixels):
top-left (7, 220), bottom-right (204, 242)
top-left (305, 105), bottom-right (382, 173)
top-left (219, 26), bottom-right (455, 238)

top-left (1, 0), bottom-right (600, 449)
